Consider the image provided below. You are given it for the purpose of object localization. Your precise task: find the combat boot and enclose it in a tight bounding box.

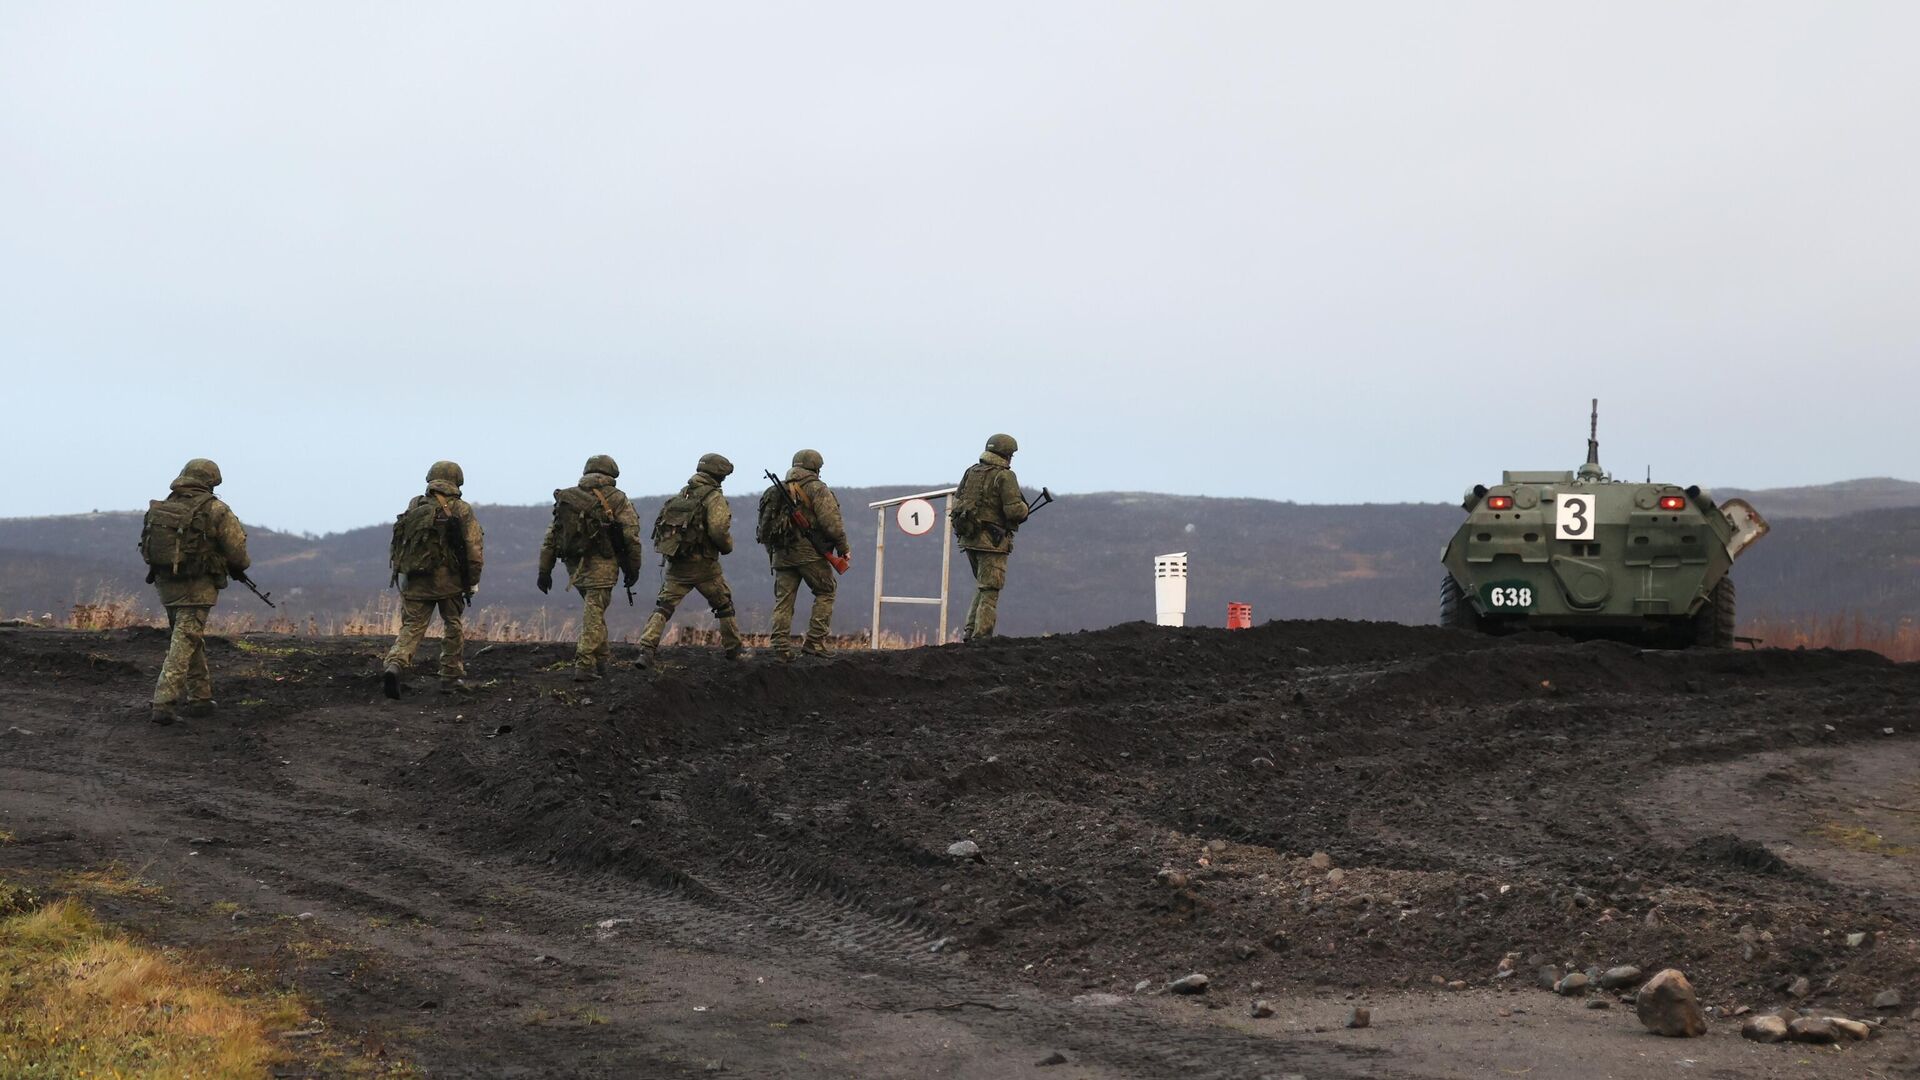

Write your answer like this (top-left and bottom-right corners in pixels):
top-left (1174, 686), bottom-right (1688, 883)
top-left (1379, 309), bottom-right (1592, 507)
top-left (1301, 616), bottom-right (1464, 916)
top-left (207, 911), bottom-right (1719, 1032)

top-left (720, 616), bottom-right (747, 661)
top-left (438, 676), bottom-right (469, 694)
top-left (801, 636), bottom-right (832, 659)
top-left (182, 699), bottom-right (216, 719)
top-left (149, 703), bottom-right (177, 726)
top-left (572, 662), bottom-right (601, 683)
top-left (381, 663), bottom-right (402, 700)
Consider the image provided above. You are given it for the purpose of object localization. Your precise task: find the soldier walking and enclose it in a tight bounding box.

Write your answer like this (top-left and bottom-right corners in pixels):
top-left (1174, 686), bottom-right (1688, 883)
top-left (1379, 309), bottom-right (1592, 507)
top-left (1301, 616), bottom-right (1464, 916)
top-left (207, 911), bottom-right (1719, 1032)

top-left (138, 458), bottom-right (250, 725)
top-left (756, 449), bottom-right (849, 660)
top-left (638, 453), bottom-right (745, 664)
top-left (537, 455), bottom-right (643, 680)
top-left (381, 461), bottom-right (485, 698)
top-left (952, 433), bottom-right (1030, 641)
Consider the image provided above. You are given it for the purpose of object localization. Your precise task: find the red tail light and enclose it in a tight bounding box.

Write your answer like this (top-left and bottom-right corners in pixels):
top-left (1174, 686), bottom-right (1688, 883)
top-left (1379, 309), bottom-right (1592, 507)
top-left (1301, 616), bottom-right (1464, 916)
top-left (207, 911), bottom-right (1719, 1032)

top-left (1486, 496), bottom-right (1513, 510)
top-left (1659, 496), bottom-right (1687, 510)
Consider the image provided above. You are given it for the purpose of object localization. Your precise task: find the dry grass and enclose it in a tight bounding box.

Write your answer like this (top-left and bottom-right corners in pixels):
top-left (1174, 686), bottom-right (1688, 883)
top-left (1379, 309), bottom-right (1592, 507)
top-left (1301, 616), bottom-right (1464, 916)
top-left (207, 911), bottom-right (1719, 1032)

top-left (56, 863), bottom-right (166, 902)
top-left (1743, 614), bottom-right (1920, 662)
top-left (48, 586), bottom-right (936, 650)
top-left (1817, 821), bottom-right (1914, 857)
top-left (0, 895), bottom-right (305, 1079)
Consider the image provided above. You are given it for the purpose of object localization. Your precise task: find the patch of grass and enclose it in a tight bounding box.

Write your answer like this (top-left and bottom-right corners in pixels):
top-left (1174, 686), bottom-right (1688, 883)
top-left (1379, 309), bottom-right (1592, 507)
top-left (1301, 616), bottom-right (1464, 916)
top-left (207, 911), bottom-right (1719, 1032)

top-left (0, 896), bottom-right (302, 1077)
top-left (233, 639), bottom-right (307, 658)
top-left (0, 882), bottom-right (38, 917)
top-left (57, 862), bottom-right (165, 900)
top-left (0, 830), bottom-right (15, 845)
top-left (210, 901), bottom-right (241, 917)
top-left (574, 1007), bottom-right (609, 1026)
top-left (1818, 822), bottom-right (1913, 857)
top-left (237, 698), bottom-right (268, 707)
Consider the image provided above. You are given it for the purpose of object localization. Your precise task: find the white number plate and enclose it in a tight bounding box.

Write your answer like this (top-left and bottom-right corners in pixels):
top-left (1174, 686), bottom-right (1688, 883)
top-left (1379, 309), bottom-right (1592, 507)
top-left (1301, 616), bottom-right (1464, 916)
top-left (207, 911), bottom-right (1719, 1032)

top-left (1556, 494), bottom-right (1595, 540)
top-left (1483, 584), bottom-right (1536, 610)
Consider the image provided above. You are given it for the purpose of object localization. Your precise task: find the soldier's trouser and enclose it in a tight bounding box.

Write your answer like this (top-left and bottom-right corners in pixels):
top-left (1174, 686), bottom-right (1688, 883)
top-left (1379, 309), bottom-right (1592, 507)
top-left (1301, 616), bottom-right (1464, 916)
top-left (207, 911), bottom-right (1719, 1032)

top-left (964, 551), bottom-right (1009, 639)
top-left (771, 560), bottom-right (837, 649)
top-left (153, 605), bottom-right (212, 705)
top-left (640, 561), bottom-right (741, 650)
top-left (576, 586), bottom-right (614, 668)
top-left (384, 597), bottom-right (467, 676)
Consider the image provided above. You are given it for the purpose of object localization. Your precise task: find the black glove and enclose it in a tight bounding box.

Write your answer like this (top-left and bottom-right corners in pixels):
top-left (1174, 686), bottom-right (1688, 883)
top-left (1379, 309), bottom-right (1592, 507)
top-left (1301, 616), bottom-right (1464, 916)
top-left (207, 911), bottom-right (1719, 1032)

top-left (623, 569), bottom-right (640, 590)
top-left (536, 570), bottom-right (553, 594)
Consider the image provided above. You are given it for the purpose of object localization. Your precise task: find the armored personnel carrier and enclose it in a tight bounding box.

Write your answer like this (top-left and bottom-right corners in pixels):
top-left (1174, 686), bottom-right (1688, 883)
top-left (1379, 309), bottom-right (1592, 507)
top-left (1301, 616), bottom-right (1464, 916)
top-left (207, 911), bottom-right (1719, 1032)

top-left (1440, 402), bottom-right (1768, 646)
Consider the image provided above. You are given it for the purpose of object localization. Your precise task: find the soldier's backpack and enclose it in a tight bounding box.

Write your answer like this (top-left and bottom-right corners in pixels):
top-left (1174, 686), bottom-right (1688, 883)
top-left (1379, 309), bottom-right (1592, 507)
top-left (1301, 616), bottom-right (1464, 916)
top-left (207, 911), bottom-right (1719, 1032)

top-left (389, 494), bottom-right (454, 576)
top-left (550, 487), bottom-right (614, 561)
top-left (139, 493), bottom-right (221, 576)
top-left (948, 463), bottom-right (999, 540)
top-left (755, 482), bottom-right (797, 548)
top-left (652, 486), bottom-right (716, 559)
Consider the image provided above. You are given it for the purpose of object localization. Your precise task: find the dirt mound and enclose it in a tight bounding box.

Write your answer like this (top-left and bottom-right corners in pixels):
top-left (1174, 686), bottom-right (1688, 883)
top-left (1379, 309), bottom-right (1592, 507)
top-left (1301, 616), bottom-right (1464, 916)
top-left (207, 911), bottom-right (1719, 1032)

top-left (372, 621), bottom-right (1920, 1009)
top-left (6, 621), bottom-right (1919, 1078)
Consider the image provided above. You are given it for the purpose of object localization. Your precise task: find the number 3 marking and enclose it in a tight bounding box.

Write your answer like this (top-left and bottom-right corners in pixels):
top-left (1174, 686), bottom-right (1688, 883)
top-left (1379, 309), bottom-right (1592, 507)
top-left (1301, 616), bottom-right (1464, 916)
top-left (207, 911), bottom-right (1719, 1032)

top-left (1557, 496), bottom-right (1593, 540)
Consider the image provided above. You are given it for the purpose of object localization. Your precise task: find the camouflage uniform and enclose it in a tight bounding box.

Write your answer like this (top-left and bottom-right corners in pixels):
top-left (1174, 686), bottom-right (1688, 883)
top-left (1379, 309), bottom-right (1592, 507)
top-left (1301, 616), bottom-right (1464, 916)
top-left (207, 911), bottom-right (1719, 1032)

top-left (382, 461), bottom-right (485, 696)
top-left (638, 454), bottom-right (744, 661)
top-left (144, 459), bottom-right (250, 723)
top-left (762, 449), bottom-right (849, 659)
top-left (954, 434), bottom-right (1030, 641)
top-left (537, 455), bottom-right (644, 678)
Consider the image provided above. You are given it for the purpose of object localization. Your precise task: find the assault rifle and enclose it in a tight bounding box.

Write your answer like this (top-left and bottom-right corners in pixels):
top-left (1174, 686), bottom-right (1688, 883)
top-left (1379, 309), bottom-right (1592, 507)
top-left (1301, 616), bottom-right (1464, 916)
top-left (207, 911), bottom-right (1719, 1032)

top-left (763, 470), bottom-right (851, 574)
top-left (232, 570), bottom-right (276, 609)
top-left (603, 518), bottom-right (636, 606)
top-left (980, 487), bottom-right (1052, 547)
top-left (444, 513), bottom-right (476, 605)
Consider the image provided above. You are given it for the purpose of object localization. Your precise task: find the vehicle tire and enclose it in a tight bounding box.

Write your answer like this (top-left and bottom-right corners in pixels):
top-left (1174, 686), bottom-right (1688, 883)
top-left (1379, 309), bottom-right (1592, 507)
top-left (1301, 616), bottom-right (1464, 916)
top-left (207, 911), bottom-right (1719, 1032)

top-left (1441, 575), bottom-right (1481, 632)
top-left (1691, 577), bottom-right (1736, 648)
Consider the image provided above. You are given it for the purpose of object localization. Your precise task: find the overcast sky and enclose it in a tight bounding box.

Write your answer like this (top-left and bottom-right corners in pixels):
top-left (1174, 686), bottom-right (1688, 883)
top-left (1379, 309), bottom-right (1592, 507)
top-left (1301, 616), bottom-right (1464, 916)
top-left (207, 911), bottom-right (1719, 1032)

top-left (3, 2), bottom-right (1914, 534)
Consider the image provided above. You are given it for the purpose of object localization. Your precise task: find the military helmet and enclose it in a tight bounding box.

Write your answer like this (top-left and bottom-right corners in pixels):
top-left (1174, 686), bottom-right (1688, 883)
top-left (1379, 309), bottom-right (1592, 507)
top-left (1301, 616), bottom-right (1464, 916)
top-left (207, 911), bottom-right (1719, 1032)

top-left (177, 458), bottom-right (223, 489)
top-left (985, 433), bottom-right (1018, 457)
top-left (583, 454), bottom-right (620, 478)
top-left (792, 448), bottom-right (824, 471)
top-left (426, 460), bottom-right (465, 487)
top-left (697, 453), bottom-right (734, 480)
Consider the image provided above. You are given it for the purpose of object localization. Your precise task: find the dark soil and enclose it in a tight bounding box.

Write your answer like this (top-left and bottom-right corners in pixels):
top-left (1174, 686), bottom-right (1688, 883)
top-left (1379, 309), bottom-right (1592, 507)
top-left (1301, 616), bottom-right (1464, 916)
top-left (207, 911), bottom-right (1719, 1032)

top-left (3, 621), bottom-right (1918, 1078)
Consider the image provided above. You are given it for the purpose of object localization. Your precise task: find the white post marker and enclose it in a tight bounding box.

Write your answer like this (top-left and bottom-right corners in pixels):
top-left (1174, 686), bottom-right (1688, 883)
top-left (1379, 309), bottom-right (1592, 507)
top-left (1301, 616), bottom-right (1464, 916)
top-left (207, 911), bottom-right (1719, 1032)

top-left (1154, 552), bottom-right (1189, 627)
top-left (868, 487), bottom-right (958, 649)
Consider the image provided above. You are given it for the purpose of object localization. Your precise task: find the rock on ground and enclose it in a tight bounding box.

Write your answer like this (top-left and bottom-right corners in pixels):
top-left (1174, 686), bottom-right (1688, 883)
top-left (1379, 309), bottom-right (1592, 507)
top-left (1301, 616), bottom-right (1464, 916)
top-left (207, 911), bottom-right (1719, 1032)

top-left (1168, 973), bottom-right (1209, 994)
top-left (1788, 1017), bottom-right (1839, 1044)
top-left (1830, 1018), bottom-right (1872, 1041)
top-left (1636, 969), bottom-right (1707, 1038)
top-left (1600, 965), bottom-right (1643, 990)
top-left (1554, 972), bottom-right (1590, 997)
top-left (1742, 1015), bottom-right (1790, 1042)
top-left (1346, 1007), bottom-right (1371, 1029)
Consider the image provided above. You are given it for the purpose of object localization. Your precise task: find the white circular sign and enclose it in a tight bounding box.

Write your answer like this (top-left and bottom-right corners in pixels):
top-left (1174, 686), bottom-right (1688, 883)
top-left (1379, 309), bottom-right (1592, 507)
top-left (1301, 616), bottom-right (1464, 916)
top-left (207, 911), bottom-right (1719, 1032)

top-left (896, 498), bottom-right (937, 536)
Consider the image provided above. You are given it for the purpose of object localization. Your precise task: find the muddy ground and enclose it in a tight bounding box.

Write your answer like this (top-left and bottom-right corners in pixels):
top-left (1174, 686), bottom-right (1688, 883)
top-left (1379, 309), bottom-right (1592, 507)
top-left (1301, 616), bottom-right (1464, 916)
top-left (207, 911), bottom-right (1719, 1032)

top-left (2, 621), bottom-right (1918, 1078)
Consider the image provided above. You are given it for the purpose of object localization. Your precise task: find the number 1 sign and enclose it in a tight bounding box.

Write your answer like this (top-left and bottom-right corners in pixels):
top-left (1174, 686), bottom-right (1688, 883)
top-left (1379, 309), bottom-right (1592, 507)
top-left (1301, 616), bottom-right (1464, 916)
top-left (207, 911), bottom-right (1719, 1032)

top-left (896, 497), bottom-right (936, 536)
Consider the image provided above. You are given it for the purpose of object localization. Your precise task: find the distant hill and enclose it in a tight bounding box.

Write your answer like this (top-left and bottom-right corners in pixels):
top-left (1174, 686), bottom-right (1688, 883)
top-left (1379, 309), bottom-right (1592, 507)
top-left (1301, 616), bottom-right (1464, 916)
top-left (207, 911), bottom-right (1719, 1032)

top-left (2, 479), bottom-right (1913, 635)
top-left (1718, 477), bottom-right (1920, 519)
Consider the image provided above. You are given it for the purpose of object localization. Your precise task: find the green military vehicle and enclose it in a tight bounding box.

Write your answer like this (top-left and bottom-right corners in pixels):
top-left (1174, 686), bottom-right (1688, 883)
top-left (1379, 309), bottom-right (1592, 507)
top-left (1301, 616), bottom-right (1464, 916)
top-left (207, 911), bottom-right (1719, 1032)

top-left (1440, 402), bottom-right (1769, 646)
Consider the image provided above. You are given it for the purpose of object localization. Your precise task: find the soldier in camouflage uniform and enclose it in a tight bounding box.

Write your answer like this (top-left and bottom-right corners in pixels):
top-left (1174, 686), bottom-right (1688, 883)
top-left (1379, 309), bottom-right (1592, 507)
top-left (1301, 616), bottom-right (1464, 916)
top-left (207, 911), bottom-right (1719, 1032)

top-left (638, 453), bottom-right (744, 664)
top-left (381, 461), bottom-right (485, 698)
top-left (759, 449), bottom-right (850, 660)
top-left (953, 433), bottom-right (1030, 641)
top-left (537, 455), bottom-right (643, 680)
top-left (140, 458), bottom-right (250, 725)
